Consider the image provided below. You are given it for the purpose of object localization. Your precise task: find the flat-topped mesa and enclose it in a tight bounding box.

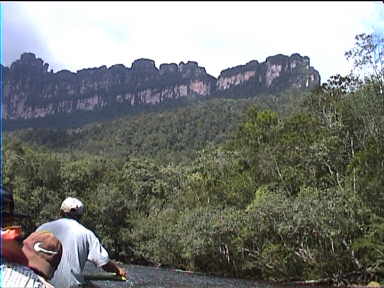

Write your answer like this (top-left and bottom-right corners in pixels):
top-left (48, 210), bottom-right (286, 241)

top-left (11, 52), bottom-right (49, 74)
top-left (217, 60), bottom-right (260, 90)
top-left (159, 63), bottom-right (178, 75)
top-left (216, 53), bottom-right (320, 93)
top-left (219, 60), bottom-right (260, 77)
top-left (3, 52), bottom-right (320, 123)
top-left (179, 61), bottom-right (208, 79)
top-left (3, 54), bottom-right (217, 120)
top-left (131, 58), bottom-right (158, 74)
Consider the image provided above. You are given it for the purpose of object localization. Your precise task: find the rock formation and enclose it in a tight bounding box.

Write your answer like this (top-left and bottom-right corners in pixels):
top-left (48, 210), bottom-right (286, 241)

top-left (215, 53), bottom-right (320, 96)
top-left (2, 52), bottom-right (320, 123)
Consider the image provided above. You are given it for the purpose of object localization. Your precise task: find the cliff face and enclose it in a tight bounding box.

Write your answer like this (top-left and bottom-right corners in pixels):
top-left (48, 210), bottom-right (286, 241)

top-left (3, 53), bottom-right (216, 120)
top-left (216, 53), bottom-right (320, 94)
top-left (2, 52), bottom-right (320, 122)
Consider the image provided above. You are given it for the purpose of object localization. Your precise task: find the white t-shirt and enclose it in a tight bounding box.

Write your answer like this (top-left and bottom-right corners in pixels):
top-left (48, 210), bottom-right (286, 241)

top-left (36, 218), bottom-right (110, 288)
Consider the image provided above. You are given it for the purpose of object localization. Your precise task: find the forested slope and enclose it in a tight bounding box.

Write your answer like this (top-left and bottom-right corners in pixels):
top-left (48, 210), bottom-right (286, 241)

top-left (8, 89), bottom-right (306, 163)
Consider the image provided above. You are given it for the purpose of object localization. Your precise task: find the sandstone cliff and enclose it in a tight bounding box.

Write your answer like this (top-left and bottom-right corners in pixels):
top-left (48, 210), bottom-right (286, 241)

top-left (215, 53), bottom-right (320, 96)
top-left (2, 52), bottom-right (320, 122)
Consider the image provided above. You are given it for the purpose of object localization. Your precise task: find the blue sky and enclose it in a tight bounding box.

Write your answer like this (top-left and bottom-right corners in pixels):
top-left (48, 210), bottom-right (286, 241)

top-left (1, 1), bottom-right (383, 83)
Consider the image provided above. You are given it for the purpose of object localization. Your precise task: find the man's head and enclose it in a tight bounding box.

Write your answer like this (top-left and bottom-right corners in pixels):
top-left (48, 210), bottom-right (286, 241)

top-left (60, 197), bottom-right (84, 220)
top-left (1, 187), bottom-right (29, 226)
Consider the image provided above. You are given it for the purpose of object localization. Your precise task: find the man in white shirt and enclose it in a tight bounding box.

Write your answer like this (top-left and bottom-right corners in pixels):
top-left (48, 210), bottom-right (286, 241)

top-left (36, 197), bottom-right (127, 288)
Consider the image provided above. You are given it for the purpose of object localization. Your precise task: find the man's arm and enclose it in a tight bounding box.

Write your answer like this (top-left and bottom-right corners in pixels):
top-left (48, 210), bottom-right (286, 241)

top-left (101, 260), bottom-right (127, 278)
top-left (86, 229), bottom-right (128, 279)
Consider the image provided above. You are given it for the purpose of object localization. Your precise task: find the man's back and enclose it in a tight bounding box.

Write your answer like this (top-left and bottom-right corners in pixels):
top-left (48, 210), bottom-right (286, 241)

top-left (37, 218), bottom-right (109, 288)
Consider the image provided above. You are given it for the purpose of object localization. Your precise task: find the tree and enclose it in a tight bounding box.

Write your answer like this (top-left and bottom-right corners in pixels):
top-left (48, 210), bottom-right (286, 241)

top-left (345, 32), bottom-right (384, 98)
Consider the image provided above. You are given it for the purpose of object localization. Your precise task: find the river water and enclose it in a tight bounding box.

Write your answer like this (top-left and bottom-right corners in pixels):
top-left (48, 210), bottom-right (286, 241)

top-left (83, 262), bottom-right (326, 288)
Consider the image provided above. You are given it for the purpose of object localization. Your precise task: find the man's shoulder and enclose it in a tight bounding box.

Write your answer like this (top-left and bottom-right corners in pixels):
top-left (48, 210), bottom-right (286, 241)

top-left (40, 218), bottom-right (94, 234)
top-left (37, 218), bottom-right (98, 243)
top-left (38, 218), bottom-right (81, 228)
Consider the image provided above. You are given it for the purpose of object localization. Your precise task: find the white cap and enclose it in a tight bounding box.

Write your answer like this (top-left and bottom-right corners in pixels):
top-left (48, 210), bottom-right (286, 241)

top-left (60, 197), bottom-right (84, 215)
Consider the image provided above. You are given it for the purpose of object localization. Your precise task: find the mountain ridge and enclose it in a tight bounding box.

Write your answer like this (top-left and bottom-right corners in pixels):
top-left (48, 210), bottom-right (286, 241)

top-left (2, 52), bottom-right (320, 129)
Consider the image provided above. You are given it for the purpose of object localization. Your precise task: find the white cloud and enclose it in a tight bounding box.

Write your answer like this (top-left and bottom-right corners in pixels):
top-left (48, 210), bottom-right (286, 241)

top-left (2, 1), bottom-right (382, 82)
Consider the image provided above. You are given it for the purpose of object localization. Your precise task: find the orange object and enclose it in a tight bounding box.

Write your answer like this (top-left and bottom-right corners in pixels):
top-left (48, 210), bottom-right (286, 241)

top-left (1, 226), bottom-right (28, 265)
top-left (2, 226), bottom-right (23, 240)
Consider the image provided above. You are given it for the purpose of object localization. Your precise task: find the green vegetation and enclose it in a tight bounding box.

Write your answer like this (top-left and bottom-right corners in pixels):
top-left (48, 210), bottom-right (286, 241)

top-left (3, 33), bottom-right (384, 286)
top-left (9, 89), bottom-right (307, 164)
